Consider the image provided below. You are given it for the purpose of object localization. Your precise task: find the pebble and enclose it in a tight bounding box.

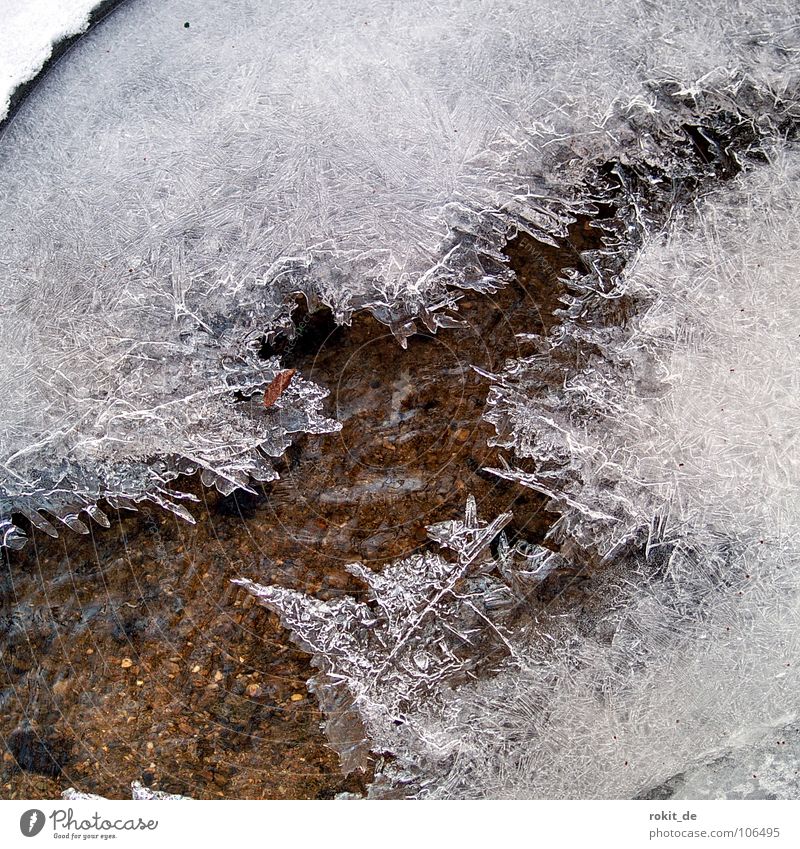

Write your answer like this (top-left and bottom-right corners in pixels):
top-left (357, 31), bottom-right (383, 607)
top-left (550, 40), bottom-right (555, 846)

top-left (246, 684), bottom-right (261, 698)
top-left (120, 658), bottom-right (133, 669)
top-left (52, 678), bottom-right (71, 697)
top-left (290, 693), bottom-right (304, 702)
top-left (324, 570), bottom-right (350, 590)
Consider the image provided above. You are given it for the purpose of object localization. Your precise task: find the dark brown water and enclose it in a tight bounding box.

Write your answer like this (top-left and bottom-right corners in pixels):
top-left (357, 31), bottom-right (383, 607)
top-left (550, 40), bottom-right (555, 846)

top-left (0, 226), bottom-right (600, 799)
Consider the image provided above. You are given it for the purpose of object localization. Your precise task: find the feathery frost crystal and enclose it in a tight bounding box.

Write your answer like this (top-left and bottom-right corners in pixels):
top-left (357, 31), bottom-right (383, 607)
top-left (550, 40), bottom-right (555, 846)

top-left (240, 146), bottom-right (800, 797)
top-left (1, 0), bottom-right (798, 544)
top-left (3, 0), bottom-right (800, 802)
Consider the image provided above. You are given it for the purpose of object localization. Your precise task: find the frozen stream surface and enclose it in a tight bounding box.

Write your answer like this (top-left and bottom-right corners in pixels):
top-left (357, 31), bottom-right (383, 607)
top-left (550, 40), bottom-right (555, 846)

top-left (1, 0), bottom-right (800, 800)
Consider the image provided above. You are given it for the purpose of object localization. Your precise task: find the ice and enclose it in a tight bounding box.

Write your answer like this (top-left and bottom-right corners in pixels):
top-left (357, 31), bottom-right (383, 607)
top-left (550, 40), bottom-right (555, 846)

top-left (234, 497), bottom-right (521, 778)
top-left (640, 721), bottom-right (800, 800)
top-left (238, 148), bottom-right (800, 798)
top-left (1, 0), bottom-right (798, 545)
top-left (3, 0), bottom-right (800, 802)
top-left (486, 144), bottom-right (800, 563)
top-left (62, 781), bottom-right (189, 800)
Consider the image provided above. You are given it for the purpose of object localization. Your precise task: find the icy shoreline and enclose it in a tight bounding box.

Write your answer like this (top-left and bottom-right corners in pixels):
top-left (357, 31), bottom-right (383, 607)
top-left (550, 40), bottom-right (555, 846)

top-left (0, 0), bottom-right (109, 123)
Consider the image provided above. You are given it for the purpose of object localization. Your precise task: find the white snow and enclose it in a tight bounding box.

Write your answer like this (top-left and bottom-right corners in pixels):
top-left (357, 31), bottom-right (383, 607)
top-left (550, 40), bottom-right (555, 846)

top-left (0, 0), bottom-right (103, 121)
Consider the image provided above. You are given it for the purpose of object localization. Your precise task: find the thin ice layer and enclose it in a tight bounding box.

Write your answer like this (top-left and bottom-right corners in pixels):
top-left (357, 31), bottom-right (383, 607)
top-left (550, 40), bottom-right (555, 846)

top-left (486, 145), bottom-right (800, 561)
top-left (239, 148), bottom-right (800, 798)
top-left (1, 0), bottom-right (797, 544)
top-left (235, 496), bottom-right (520, 777)
top-left (640, 721), bottom-right (800, 800)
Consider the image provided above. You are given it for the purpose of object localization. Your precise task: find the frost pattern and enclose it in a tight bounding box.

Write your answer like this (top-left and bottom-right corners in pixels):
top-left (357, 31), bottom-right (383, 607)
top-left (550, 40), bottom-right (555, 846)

top-left (235, 496), bottom-right (521, 775)
top-left (62, 781), bottom-right (188, 800)
top-left (485, 145), bottom-right (800, 564)
top-left (238, 149), bottom-right (800, 798)
top-left (641, 721), bottom-right (800, 800)
top-left (1, 0), bottom-right (798, 545)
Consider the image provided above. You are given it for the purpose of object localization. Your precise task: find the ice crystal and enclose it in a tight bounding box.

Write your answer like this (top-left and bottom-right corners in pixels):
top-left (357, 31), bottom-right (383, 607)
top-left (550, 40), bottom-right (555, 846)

top-left (3, 0), bottom-right (797, 800)
top-left (62, 782), bottom-right (188, 800)
top-left (485, 145), bottom-right (800, 564)
top-left (238, 148), bottom-right (800, 798)
top-left (1, 0), bottom-right (798, 544)
top-left (235, 496), bottom-right (518, 774)
top-left (640, 720), bottom-right (800, 800)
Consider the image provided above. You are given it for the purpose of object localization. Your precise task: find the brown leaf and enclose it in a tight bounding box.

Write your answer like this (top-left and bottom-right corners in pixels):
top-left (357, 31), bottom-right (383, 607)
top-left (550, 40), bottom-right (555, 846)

top-left (263, 369), bottom-right (296, 408)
